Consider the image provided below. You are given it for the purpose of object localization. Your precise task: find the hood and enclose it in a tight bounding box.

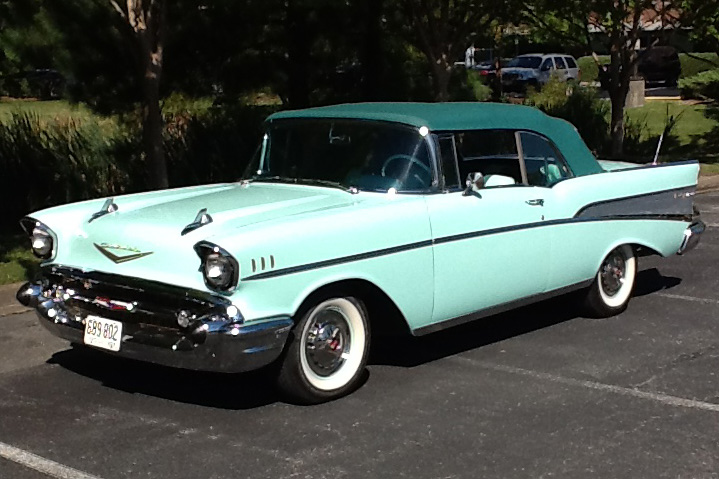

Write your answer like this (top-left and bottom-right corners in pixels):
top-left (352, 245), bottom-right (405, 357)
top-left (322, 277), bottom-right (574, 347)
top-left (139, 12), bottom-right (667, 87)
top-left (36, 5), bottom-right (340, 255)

top-left (502, 67), bottom-right (538, 77)
top-left (87, 182), bottom-right (356, 236)
top-left (34, 182), bottom-right (360, 289)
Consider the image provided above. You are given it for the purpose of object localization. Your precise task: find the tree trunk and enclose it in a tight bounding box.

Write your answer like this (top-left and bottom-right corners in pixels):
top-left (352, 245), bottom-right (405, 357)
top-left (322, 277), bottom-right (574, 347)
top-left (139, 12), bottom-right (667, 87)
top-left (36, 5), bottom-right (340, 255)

top-left (432, 56), bottom-right (452, 102)
top-left (141, 44), bottom-right (167, 189)
top-left (361, 0), bottom-right (383, 101)
top-left (609, 87), bottom-right (625, 158)
top-left (608, 48), bottom-right (630, 158)
top-left (286, 0), bottom-right (310, 109)
top-left (114, 0), bottom-right (168, 190)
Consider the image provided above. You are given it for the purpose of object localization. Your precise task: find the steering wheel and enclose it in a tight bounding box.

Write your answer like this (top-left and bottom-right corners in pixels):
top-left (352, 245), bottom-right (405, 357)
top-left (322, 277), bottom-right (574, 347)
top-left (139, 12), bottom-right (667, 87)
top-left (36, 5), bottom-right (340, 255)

top-left (380, 154), bottom-right (432, 187)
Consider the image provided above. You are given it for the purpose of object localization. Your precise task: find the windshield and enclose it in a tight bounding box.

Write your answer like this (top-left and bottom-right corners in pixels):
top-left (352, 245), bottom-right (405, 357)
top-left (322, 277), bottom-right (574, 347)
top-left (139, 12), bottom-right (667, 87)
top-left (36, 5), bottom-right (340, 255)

top-left (243, 120), bottom-right (434, 192)
top-left (506, 57), bottom-right (542, 69)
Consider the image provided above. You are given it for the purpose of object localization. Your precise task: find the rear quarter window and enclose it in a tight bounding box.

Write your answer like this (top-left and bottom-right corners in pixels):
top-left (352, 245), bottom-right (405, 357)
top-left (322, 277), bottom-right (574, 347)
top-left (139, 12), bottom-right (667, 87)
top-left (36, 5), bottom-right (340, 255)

top-left (565, 57), bottom-right (577, 68)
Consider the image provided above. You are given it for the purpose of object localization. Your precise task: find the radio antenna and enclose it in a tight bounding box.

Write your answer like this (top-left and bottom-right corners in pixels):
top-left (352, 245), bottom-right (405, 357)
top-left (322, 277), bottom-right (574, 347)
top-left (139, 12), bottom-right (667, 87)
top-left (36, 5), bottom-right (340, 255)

top-left (652, 131), bottom-right (664, 165)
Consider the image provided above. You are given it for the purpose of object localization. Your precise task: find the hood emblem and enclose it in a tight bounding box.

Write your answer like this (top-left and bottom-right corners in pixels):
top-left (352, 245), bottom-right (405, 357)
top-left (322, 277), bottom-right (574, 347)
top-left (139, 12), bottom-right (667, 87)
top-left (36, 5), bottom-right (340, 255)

top-left (94, 243), bottom-right (153, 264)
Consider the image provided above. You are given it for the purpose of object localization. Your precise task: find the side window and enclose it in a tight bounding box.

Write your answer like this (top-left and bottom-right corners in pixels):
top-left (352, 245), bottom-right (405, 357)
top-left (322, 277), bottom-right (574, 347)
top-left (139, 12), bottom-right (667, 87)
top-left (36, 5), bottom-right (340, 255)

top-left (519, 132), bottom-right (571, 187)
top-left (455, 130), bottom-right (521, 185)
top-left (554, 56), bottom-right (567, 69)
top-left (437, 136), bottom-right (461, 189)
top-left (565, 56), bottom-right (577, 69)
top-left (540, 58), bottom-right (553, 71)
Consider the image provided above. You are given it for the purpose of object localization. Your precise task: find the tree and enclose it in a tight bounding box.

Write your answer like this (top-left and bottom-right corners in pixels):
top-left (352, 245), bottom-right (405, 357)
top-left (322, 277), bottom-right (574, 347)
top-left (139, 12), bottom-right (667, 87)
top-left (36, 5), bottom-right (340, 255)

top-left (681, 0), bottom-right (719, 56)
top-left (523, 0), bottom-right (680, 157)
top-left (110, 0), bottom-right (168, 189)
top-left (396, 0), bottom-right (500, 102)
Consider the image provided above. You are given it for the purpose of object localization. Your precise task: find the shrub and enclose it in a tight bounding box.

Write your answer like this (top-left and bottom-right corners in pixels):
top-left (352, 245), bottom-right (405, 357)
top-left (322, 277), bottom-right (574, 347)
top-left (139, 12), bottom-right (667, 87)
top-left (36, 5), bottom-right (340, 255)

top-left (679, 53), bottom-right (719, 78)
top-left (679, 68), bottom-right (719, 101)
top-left (0, 113), bottom-right (129, 233)
top-left (525, 76), bottom-right (570, 110)
top-left (163, 103), bottom-right (276, 187)
top-left (465, 70), bottom-right (492, 102)
top-left (525, 77), bottom-right (610, 153)
top-left (577, 56), bottom-right (608, 83)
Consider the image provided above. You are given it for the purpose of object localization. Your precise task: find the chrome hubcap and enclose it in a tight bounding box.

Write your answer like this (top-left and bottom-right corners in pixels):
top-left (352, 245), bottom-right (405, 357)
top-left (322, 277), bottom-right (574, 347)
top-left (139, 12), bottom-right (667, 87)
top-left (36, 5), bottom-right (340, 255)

top-left (304, 307), bottom-right (351, 377)
top-left (600, 250), bottom-right (626, 296)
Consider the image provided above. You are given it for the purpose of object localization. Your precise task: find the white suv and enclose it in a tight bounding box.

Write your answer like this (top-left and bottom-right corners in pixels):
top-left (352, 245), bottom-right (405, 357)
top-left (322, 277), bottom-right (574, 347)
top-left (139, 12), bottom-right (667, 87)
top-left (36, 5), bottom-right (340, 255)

top-left (501, 54), bottom-right (580, 91)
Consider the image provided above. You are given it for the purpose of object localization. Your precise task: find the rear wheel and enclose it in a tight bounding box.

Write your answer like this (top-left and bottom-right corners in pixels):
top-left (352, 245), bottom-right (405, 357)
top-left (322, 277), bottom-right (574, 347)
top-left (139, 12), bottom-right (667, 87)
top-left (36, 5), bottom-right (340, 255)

top-left (276, 296), bottom-right (370, 404)
top-left (582, 245), bottom-right (637, 317)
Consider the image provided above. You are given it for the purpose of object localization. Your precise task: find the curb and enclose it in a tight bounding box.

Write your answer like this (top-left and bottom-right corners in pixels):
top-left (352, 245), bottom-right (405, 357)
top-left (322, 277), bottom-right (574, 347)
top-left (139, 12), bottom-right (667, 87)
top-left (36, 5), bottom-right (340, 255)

top-left (698, 175), bottom-right (719, 192)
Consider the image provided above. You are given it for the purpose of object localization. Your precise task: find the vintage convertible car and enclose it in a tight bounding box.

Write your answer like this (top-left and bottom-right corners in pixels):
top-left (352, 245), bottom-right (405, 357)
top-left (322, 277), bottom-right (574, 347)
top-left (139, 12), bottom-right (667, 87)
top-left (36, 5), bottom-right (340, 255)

top-left (16, 103), bottom-right (704, 403)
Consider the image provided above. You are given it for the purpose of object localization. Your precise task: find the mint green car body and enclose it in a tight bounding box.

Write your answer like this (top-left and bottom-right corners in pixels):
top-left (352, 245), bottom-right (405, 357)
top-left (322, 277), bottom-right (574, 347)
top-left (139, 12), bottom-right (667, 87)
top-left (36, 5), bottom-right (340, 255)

top-left (17, 102), bottom-right (702, 381)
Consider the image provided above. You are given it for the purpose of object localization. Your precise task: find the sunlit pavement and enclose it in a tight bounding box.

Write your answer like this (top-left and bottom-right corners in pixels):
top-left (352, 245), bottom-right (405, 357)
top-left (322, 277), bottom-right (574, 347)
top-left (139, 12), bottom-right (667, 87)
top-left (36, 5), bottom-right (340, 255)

top-left (1, 193), bottom-right (719, 479)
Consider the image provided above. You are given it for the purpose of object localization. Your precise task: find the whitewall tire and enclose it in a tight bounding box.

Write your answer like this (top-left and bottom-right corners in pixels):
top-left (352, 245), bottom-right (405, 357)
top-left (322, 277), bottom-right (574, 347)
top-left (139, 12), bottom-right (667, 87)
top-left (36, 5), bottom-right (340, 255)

top-left (583, 244), bottom-right (637, 317)
top-left (276, 296), bottom-right (370, 404)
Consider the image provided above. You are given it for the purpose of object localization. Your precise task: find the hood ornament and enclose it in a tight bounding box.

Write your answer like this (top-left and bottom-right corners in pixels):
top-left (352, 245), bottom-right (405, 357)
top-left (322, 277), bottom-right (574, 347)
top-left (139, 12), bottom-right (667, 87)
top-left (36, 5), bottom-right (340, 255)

top-left (181, 208), bottom-right (213, 236)
top-left (94, 243), bottom-right (153, 264)
top-left (88, 198), bottom-right (118, 223)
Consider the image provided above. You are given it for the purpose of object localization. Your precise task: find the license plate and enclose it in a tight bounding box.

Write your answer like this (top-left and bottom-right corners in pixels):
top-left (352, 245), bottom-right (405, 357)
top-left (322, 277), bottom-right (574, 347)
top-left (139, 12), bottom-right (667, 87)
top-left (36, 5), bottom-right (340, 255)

top-left (84, 316), bottom-right (122, 352)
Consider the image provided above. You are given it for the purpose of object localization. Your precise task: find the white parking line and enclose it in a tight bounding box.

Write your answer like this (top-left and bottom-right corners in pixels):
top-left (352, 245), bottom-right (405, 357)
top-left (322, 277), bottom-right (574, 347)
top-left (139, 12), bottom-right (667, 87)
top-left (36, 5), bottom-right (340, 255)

top-left (656, 292), bottom-right (719, 305)
top-left (0, 441), bottom-right (104, 479)
top-left (455, 358), bottom-right (719, 413)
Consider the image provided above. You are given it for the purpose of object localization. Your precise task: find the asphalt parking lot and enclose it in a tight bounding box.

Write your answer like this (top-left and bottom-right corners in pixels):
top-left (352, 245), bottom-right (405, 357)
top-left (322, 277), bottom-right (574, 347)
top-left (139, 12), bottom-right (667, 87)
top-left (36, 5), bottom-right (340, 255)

top-left (1, 192), bottom-right (719, 479)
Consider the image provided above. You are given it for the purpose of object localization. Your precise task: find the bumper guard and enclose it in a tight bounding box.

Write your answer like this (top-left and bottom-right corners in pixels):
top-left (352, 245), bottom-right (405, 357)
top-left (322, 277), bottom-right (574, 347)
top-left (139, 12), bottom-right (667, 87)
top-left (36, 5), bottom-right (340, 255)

top-left (677, 220), bottom-right (705, 255)
top-left (15, 266), bottom-right (292, 373)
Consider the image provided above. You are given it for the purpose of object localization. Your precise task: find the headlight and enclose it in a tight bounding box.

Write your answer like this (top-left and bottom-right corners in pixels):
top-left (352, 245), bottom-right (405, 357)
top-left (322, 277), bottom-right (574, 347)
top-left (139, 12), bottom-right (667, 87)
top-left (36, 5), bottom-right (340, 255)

top-left (194, 242), bottom-right (239, 292)
top-left (31, 228), bottom-right (53, 258)
top-left (20, 218), bottom-right (56, 260)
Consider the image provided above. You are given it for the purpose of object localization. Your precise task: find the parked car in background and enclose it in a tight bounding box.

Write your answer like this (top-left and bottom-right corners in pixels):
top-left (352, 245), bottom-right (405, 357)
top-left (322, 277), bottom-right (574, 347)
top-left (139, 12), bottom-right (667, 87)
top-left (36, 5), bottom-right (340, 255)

top-left (598, 46), bottom-right (681, 89)
top-left (639, 46), bottom-right (681, 86)
top-left (502, 54), bottom-right (581, 91)
top-left (16, 102), bottom-right (703, 404)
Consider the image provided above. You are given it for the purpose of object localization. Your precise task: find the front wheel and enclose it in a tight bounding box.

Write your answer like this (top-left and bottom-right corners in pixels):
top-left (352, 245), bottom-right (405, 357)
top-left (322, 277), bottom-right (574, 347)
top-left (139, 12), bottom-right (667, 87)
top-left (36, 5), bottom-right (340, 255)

top-left (276, 297), bottom-right (370, 404)
top-left (582, 244), bottom-right (637, 317)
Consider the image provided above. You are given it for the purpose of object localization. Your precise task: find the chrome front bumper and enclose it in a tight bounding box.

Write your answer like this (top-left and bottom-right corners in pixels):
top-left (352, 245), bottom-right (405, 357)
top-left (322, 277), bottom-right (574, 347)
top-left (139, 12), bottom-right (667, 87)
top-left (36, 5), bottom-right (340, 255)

top-left (16, 266), bottom-right (292, 373)
top-left (677, 220), bottom-right (705, 255)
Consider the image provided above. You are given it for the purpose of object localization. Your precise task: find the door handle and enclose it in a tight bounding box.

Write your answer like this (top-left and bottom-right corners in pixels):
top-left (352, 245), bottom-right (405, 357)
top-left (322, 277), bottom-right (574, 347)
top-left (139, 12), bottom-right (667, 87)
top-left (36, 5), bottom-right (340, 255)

top-left (526, 199), bottom-right (544, 206)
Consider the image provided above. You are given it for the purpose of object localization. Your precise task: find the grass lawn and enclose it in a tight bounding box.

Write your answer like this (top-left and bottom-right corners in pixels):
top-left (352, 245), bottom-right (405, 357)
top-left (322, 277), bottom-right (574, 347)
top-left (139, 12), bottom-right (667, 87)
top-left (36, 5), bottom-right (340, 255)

top-left (624, 101), bottom-right (717, 145)
top-left (0, 99), bottom-right (96, 122)
top-left (0, 236), bottom-right (39, 285)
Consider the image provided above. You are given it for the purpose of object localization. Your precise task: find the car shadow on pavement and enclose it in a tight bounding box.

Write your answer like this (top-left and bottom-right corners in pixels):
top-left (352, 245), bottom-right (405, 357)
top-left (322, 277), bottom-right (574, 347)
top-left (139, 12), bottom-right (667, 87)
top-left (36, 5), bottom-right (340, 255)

top-left (48, 346), bottom-right (281, 409)
top-left (45, 268), bottom-right (680, 407)
top-left (633, 267), bottom-right (681, 297)
top-left (369, 296), bottom-right (580, 368)
top-left (370, 267), bottom-right (682, 368)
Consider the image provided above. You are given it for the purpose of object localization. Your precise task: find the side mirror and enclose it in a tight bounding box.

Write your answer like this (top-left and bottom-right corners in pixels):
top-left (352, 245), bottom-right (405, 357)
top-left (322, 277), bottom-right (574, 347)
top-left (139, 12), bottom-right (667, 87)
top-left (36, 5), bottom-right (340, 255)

top-left (463, 172), bottom-right (484, 196)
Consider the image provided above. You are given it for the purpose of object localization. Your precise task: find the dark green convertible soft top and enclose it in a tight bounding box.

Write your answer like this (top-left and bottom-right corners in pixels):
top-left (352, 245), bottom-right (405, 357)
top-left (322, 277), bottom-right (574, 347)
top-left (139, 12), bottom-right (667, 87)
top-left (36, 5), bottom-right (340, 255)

top-left (268, 102), bottom-right (604, 177)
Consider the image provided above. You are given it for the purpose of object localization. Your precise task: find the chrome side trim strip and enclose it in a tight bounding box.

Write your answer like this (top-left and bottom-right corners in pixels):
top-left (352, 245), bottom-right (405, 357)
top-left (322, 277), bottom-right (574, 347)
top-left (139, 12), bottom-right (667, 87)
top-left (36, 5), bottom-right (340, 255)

top-left (242, 214), bottom-right (687, 281)
top-left (244, 240), bottom-right (434, 280)
top-left (599, 159), bottom-right (698, 174)
top-left (412, 279), bottom-right (594, 336)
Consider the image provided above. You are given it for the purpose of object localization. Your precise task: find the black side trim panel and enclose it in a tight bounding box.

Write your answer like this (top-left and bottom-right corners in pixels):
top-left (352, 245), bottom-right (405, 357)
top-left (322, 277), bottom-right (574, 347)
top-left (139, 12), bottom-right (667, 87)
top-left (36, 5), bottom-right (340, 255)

top-left (574, 186), bottom-right (695, 219)
top-left (412, 279), bottom-right (594, 336)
